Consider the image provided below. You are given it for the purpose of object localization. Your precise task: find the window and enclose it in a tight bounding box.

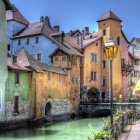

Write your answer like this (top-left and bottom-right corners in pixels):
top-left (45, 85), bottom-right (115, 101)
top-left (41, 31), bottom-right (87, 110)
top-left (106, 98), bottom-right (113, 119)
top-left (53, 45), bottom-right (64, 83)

top-left (135, 60), bottom-right (139, 65)
top-left (96, 42), bottom-right (98, 46)
top-left (7, 44), bottom-right (10, 51)
top-left (116, 36), bottom-right (120, 46)
top-left (37, 53), bottom-right (41, 61)
top-left (91, 71), bottom-right (97, 81)
top-left (91, 54), bottom-right (97, 63)
top-left (72, 56), bottom-right (77, 65)
top-left (35, 36), bottom-right (39, 43)
top-left (102, 29), bottom-right (106, 36)
top-left (48, 72), bottom-right (51, 80)
top-left (62, 56), bottom-right (67, 61)
top-left (0, 90), bottom-right (2, 111)
top-left (13, 56), bottom-right (17, 63)
top-left (14, 96), bottom-right (19, 114)
top-left (102, 78), bottom-right (106, 87)
top-left (18, 39), bottom-right (21, 46)
top-left (102, 60), bottom-right (106, 69)
top-left (15, 73), bottom-right (19, 84)
top-left (26, 38), bottom-right (30, 44)
top-left (55, 57), bottom-right (59, 61)
top-left (134, 71), bottom-right (139, 77)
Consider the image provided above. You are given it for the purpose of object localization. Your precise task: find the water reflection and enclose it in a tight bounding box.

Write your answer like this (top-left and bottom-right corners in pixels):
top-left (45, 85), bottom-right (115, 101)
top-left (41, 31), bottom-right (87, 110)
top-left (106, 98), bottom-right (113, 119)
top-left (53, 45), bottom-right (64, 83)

top-left (0, 118), bottom-right (104, 140)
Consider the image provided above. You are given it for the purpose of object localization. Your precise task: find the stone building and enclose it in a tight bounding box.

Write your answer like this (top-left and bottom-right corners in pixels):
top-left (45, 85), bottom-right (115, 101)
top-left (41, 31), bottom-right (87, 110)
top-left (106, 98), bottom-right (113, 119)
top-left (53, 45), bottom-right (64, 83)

top-left (128, 38), bottom-right (140, 84)
top-left (5, 49), bottom-right (81, 124)
top-left (6, 56), bottom-right (32, 122)
top-left (0, 0), bottom-right (11, 122)
top-left (69, 11), bottom-right (133, 102)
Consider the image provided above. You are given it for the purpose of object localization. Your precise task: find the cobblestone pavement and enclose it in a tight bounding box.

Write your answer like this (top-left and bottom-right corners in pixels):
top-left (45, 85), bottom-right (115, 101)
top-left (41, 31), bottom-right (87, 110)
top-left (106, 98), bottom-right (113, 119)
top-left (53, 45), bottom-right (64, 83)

top-left (127, 123), bottom-right (140, 140)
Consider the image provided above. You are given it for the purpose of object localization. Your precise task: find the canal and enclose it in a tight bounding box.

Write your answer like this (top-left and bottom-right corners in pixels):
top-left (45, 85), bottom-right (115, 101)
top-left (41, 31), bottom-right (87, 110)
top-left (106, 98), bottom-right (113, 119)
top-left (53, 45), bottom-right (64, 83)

top-left (0, 118), bottom-right (104, 140)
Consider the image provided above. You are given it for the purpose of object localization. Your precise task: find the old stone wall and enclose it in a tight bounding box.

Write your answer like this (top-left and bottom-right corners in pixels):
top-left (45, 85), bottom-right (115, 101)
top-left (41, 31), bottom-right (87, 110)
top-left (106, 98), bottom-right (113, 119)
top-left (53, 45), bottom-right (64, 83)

top-left (5, 100), bottom-right (29, 122)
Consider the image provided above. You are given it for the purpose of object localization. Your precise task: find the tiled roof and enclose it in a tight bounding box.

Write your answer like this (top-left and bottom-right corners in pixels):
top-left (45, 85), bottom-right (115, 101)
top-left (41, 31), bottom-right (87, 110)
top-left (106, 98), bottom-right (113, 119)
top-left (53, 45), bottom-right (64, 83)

top-left (82, 32), bottom-right (102, 48)
top-left (15, 50), bottom-right (66, 74)
top-left (8, 57), bottom-right (31, 71)
top-left (64, 35), bottom-right (81, 49)
top-left (97, 10), bottom-right (122, 22)
top-left (13, 22), bottom-right (83, 56)
top-left (6, 4), bottom-right (29, 25)
top-left (14, 22), bottom-right (43, 38)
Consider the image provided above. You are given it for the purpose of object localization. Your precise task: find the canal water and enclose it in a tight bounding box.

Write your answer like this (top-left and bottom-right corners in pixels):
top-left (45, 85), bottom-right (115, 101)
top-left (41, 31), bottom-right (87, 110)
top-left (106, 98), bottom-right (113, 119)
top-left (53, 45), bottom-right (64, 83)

top-left (0, 118), bottom-right (104, 140)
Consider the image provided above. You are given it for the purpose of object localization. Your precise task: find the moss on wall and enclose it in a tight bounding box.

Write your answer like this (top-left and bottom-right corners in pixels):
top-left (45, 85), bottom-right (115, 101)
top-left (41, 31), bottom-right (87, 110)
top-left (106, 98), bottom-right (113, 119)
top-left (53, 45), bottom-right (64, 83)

top-left (6, 71), bottom-right (30, 101)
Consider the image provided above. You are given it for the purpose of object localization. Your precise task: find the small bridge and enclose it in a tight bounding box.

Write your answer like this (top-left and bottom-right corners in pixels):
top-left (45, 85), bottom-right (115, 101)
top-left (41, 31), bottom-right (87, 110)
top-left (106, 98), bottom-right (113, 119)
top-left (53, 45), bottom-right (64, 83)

top-left (79, 103), bottom-right (140, 116)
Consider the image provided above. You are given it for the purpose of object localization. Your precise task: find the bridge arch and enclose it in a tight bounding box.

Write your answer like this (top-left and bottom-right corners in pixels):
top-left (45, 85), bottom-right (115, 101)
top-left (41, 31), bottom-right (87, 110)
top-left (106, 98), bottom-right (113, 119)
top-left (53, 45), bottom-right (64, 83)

top-left (87, 87), bottom-right (100, 103)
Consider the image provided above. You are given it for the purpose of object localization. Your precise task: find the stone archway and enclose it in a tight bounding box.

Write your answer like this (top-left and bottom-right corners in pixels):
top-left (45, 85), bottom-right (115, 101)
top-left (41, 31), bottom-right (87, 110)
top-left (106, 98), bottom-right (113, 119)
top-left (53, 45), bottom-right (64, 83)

top-left (45, 102), bottom-right (52, 115)
top-left (87, 87), bottom-right (100, 103)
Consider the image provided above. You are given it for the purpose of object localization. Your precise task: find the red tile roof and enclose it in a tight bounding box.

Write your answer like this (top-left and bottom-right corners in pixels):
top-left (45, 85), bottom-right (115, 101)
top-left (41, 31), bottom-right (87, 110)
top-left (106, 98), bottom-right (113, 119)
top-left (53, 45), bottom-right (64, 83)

top-left (64, 35), bottom-right (81, 49)
top-left (8, 57), bottom-right (31, 71)
top-left (13, 21), bottom-right (82, 56)
top-left (97, 10), bottom-right (122, 22)
top-left (15, 50), bottom-right (66, 74)
top-left (6, 5), bottom-right (29, 26)
top-left (82, 32), bottom-right (102, 48)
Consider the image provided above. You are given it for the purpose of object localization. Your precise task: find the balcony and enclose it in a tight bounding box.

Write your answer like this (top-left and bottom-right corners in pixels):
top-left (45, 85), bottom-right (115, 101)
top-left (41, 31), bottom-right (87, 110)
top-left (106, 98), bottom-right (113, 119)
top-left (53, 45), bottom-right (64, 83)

top-left (122, 64), bottom-right (133, 76)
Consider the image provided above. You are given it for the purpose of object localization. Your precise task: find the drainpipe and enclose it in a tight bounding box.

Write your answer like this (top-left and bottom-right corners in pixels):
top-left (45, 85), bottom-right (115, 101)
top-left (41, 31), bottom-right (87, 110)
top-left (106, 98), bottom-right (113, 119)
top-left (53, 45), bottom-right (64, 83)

top-left (68, 69), bottom-right (70, 113)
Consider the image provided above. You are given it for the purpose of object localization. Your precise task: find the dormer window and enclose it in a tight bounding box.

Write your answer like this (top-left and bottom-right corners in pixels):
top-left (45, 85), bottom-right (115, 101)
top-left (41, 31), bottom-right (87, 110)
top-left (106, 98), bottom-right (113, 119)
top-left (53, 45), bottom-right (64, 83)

top-left (102, 29), bottom-right (106, 36)
top-left (26, 38), bottom-right (30, 45)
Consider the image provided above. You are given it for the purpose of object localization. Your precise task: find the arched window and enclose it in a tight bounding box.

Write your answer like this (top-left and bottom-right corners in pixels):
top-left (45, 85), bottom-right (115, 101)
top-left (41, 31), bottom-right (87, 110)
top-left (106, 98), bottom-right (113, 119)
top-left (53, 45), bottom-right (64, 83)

top-left (116, 36), bottom-right (120, 46)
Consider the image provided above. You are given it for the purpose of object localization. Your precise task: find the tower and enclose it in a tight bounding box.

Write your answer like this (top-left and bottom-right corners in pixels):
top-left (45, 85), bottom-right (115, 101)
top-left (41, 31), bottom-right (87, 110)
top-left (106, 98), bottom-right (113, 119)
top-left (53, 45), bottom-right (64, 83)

top-left (97, 11), bottom-right (122, 99)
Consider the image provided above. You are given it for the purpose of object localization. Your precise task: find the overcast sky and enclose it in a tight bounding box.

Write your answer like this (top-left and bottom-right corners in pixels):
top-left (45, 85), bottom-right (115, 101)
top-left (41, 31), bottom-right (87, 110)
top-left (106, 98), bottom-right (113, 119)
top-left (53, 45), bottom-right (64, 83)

top-left (10, 0), bottom-right (140, 41)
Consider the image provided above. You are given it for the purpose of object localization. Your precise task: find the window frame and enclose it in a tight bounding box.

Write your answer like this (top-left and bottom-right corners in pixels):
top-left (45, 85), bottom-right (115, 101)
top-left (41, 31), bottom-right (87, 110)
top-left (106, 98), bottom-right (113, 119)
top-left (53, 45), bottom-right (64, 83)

top-left (18, 39), bottom-right (21, 46)
top-left (102, 29), bottom-right (106, 36)
top-left (91, 53), bottom-right (97, 63)
top-left (91, 71), bottom-right (97, 81)
top-left (102, 60), bottom-right (106, 69)
top-left (26, 38), bottom-right (30, 45)
top-left (37, 53), bottom-right (41, 61)
top-left (14, 96), bottom-right (19, 114)
top-left (102, 78), bottom-right (106, 87)
top-left (15, 73), bottom-right (20, 85)
top-left (35, 36), bottom-right (39, 44)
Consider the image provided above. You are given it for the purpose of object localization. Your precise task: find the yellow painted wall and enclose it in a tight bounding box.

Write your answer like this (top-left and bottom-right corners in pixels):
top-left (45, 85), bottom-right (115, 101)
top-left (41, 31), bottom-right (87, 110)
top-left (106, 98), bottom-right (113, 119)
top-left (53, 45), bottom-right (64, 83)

top-left (98, 19), bottom-right (122, 98)
top-left (30, 71), bottom-right (68, 119)
top-left (83, 40), bottom-right (102, 91)
top-left (133, 76), bottom-right (140, 97)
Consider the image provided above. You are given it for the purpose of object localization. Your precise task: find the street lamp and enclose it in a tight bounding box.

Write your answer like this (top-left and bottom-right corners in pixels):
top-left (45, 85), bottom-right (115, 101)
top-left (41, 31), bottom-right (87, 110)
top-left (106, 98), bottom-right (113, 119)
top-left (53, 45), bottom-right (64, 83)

top-left (104, 38), bottom-right (118, 126)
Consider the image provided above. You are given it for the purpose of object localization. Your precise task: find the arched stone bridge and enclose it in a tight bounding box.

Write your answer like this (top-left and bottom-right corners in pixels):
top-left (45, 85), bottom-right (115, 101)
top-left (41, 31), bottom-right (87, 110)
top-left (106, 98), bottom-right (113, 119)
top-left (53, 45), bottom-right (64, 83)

top-left (79, 103), bottom-right (140, 116)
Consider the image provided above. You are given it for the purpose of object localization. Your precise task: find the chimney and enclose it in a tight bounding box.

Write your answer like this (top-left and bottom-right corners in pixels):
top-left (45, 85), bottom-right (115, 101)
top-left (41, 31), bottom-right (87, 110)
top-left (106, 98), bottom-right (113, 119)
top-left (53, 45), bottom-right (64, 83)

top-left (84, 27), bottom-right (89, 36)
top-left (80, 34), bottom-right (83, 48)
top-left (61, 31), bottom-right (65, 43)
top-left (53, 25), bottom-right (60, 32)
top-left (13, 55), bottom-right (17, 64)
top-left (40, 16), bottom-right (44, 22)
top-left (44, 16), bottom-right (51, 28)
top-left (82, 29), bottom-right (85, 40)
